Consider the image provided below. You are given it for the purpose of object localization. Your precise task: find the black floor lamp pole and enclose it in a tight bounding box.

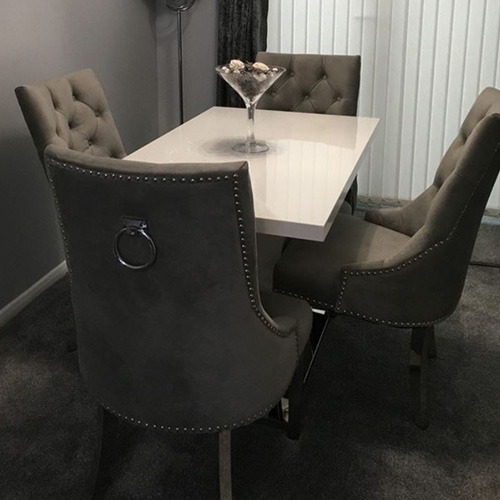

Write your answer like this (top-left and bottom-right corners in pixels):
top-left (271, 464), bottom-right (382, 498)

top-left (165, 0), bottom-right (196, 125)
top-left (177, 9), bottom-right (184, 124)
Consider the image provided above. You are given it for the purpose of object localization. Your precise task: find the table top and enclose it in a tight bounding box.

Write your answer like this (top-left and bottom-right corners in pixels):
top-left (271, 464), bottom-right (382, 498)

top-left (126, 107), bottom-right (379, 241)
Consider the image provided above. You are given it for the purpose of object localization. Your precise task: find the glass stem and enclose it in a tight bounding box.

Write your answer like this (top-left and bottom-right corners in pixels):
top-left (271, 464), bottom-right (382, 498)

top-left (246, 102), bottom-right (256, 148)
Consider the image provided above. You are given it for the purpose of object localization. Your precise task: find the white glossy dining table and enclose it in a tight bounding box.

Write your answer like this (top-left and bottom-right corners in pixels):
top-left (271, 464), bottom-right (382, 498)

top-left (126, 107), bottom-right (379, 242)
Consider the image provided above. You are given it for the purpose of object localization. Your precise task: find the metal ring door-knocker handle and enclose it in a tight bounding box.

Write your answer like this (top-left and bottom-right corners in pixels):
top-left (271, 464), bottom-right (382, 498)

top-left (113, 217), bottom-right (157, 270)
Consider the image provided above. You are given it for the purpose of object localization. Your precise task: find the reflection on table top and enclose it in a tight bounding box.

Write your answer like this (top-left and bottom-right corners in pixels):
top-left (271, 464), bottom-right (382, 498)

top-left (126, 107), bottom-right (379, 241)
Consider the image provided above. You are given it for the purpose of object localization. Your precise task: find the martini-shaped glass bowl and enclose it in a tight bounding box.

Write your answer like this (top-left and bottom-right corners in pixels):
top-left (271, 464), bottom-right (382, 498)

top-left (216, 64), bottom-right (286, 153)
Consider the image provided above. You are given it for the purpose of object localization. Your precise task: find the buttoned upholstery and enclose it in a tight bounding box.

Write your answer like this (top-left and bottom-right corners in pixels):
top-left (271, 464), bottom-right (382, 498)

top-left (366, 88), bottom-right (500, 238)
top-left (275, 88), bottom-right (500, 327)
top-left (257, 53), bottom-right (361, 115)
top-left (257, 52), bottom-right (361, 211)
top-left (16, 69), bottom-right (125, 172)
top-left (44, 144), bottom-right (311, 432)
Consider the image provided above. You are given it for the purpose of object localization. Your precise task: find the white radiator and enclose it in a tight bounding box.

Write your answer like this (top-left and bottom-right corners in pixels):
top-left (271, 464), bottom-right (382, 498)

top-left (267, 0), bottom-right (500, 210)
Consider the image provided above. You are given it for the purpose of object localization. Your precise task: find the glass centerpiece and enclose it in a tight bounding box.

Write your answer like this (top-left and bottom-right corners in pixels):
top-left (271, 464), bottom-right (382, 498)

top-left (216, 60), bottom-right (285, 154)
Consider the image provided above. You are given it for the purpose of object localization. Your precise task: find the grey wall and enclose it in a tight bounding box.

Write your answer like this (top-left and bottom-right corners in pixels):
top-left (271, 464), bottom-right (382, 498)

top-left (156, 0), bottom-right (218, 133)
top-left (0, 0), bottom-right (159, 310)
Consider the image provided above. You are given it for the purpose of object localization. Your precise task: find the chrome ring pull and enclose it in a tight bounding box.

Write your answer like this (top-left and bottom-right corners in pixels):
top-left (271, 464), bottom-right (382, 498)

top-left (113, 217), bottom-right (157, 270)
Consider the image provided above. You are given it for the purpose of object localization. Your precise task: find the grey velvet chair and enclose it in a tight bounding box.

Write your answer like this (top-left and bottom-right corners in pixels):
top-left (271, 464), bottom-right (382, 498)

top-left (273, 87), bottom-right (500, 428)
top-left (44, 145), bottom-right (312, 499)
top-left (15, 68), bottom-right (125, 173)
top-left (256, 52), bottom-right (361, 212)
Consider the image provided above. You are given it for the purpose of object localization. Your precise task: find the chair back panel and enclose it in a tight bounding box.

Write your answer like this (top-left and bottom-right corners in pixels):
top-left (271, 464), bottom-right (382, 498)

top-left (256, 52), bottom-right (361, 116)
top-left (426, 109), bottom-right (500, 237)
top-left (44, 146), bottom-right (297, 432)
top-left (358, 89), bottom-right (500, 323)
top-left (16, 69), bottom-right (126, 169)
top-left (378, 88), bottom-right (500, 240)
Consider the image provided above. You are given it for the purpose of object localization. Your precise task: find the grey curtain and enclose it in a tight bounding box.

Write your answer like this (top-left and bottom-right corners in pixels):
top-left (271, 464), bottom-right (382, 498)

top-left (216, 0), bottom-right (269, 107)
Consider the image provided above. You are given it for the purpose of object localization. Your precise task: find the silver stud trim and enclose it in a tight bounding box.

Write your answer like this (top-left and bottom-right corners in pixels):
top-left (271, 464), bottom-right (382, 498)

top-left (274, 133), bottom-right (500, 328)
top-left (97, 399), bottom-right (280, 434)
top-left (274, 136), bottom-right (500, 328)
top-left (44, 156), bottom-right (302, 434)
top-left (44, 158), bottom-right (238, 184)
top-left (230, 175), bottom-right (298, 346)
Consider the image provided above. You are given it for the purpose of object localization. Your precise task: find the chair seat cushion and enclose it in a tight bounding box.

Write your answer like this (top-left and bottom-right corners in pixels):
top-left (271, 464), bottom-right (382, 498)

top-left (260, 291), bottom-right (312, 355)
top-left (273, 213), bottom-right (411, 310)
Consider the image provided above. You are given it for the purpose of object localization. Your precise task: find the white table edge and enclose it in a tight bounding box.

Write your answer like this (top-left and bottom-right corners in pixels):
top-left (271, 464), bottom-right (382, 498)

top-left (126, 109), bottom-right (380, 242)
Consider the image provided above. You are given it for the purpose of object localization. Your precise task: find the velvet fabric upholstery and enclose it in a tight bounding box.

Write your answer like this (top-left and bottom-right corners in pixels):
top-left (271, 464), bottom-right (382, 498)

top-left (257, 53), bottom-right (361, 116)
top-left (44, 145), bottom-right (311, 432)
top-left (16, 69), bottom-right (125, 171)
top-left (274, 213), bottom-right (410, 311)
top-left (257, 52), bottom-right (361, 211)
top-left (275, 88), bottom-right (500, 327)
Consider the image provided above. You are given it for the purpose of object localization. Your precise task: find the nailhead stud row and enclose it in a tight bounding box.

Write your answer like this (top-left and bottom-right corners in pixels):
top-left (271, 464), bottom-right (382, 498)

top-left (98, 399), bottom-right (281, 434)
top-left (273, 234), bottom-right (454, 327)
top-left (46, 161), bottom-right (74, 283)
top-left (334, 241), bottom-right (450, 323)
top-left (338, 137), bottom-right (500, 327)
top-left (45, 158), bottom-right (236, 184)
top-left (45, 157), bottom-right (299, 433)
top-left (46, 154), bottom-right (461, 332)
top-left (273, 289), bottom-right (335, 312)
top-left (334, 173), bottom-right (490, 328)
top-left (273, 285), bottom-right (452, 327)
top-left (275, 134), bottom-right (500, 328)
top-left (231, 175), bottom-right (298, 341)
top-left (231, 175), bottom-right (303, 374)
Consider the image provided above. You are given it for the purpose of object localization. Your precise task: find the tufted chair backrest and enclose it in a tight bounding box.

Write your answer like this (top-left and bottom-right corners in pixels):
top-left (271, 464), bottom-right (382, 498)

top-left (16, 69), bottom-right (126, 171)
top-left (44, 145), bottom-right (298, 433)
top-left (367, 88), bottom-right (500, 240)
top-left (256, 52), bottom-right (361, 116)
top-left (359, 88), bottom-right (500, 323)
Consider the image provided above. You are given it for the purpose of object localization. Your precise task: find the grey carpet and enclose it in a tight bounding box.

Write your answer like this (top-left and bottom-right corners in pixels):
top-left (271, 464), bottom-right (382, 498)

top-left (1, 240), bottom-right (500, 499)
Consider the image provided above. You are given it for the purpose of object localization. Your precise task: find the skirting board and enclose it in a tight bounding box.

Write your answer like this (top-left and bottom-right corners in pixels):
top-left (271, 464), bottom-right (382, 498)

top-left (0, 261), bottom-right (68, 329)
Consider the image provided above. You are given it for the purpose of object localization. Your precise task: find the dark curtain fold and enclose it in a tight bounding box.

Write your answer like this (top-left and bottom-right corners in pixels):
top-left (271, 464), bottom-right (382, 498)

top-left (217, 0), bottom-right (269, 107)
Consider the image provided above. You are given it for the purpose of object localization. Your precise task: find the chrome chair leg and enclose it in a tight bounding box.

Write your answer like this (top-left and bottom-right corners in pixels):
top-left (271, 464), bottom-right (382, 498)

top-left (219, 431), bottom-right (232, 500)
top-left (410, 326), bottom-right (432, 429)
top-left (304, 312), bottom-right (331, 383)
